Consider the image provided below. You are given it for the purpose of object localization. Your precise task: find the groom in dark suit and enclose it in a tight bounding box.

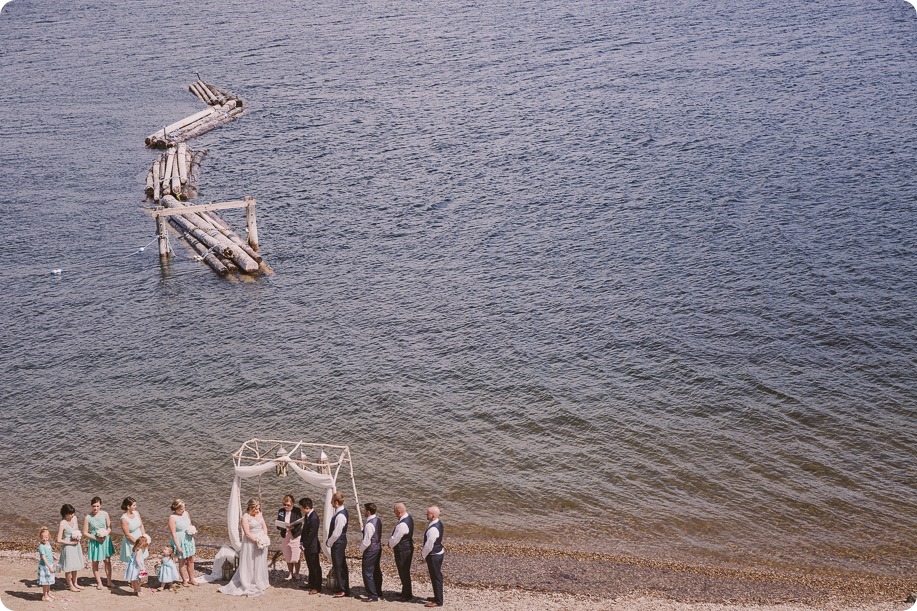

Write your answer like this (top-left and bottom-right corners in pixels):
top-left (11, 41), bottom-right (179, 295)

top-left (299, 497), bottom-right (322, 594)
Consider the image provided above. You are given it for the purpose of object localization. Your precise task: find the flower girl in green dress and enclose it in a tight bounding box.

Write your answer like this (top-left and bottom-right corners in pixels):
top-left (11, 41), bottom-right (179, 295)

top-left (82, 496), bottom-right (115, 589)
top-left (37, 526), bottom-right (56, 602)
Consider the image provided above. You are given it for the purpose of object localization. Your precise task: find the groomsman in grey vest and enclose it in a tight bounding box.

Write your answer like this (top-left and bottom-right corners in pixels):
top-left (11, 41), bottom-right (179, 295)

top-left (421, 506), bottom-right (445, 608)
top-left (358, 503), bottom-right (383, 602)
top-left (387, 502), bottom-right (414, 601)
top-left (326, 492), bottom-right (350, 597)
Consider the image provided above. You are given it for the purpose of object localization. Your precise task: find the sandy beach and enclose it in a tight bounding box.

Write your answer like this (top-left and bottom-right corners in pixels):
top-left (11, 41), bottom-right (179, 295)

top-left (0, 541), bottom-right (912, 611)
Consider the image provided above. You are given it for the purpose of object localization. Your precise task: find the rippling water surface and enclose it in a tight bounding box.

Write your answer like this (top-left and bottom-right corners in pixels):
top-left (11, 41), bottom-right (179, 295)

top-left (0, 0), bottom-right (915, 574)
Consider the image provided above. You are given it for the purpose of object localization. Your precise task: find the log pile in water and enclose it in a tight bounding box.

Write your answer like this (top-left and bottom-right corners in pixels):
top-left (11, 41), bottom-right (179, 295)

top-left (142, 79), bottom-right (267, 277)
top-left (145, 145), bottom-right (207, 202)
top-left (161, 196), bottom-right (260, 274)
top-left (144, 80), bottom-right (246, 149)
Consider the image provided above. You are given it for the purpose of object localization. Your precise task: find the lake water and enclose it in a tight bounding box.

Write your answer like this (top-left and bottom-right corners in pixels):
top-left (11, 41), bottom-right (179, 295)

top-left (0, 0), bottom-right (914, 575)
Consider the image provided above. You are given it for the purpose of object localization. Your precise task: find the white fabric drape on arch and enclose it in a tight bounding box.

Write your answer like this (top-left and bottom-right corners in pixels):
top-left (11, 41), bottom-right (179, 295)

top-left (200, 456), bottom-right (337, 583)
top-left (228, 457), bottom-right (336, 553)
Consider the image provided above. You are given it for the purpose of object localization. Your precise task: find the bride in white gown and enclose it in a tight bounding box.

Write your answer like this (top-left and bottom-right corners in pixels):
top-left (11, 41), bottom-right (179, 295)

top-left (219, 498), bottom-right (270, 597)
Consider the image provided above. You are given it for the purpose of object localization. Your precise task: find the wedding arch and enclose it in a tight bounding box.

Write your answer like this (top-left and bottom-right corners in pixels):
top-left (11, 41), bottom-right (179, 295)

top-left (202, 438), bottom-right (362, 581)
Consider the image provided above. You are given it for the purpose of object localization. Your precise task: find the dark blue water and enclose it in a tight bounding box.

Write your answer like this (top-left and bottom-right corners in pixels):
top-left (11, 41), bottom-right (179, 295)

top-left (0, 0), bottom-right (914, 574)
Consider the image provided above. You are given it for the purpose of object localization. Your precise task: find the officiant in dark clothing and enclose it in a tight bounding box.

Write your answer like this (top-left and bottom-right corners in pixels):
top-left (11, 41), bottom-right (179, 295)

top-left (299, 497), bottom-right (322, 594)
top-left (277, 495), bottom-right (303, 580)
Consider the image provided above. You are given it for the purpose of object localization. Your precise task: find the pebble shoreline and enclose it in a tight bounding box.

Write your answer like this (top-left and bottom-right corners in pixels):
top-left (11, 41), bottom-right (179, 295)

top-left (1, 537), bottom-right (913, 609)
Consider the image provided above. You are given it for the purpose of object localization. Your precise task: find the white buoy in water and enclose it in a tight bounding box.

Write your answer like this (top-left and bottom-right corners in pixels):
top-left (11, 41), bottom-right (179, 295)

top-left (51, 268), bottom-right (63, 275)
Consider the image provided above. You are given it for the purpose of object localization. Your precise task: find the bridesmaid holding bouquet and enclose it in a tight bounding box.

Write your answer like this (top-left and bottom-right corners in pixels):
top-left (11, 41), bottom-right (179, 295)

top-left (168, 498), bottom-right (199, 586)
top-left (119, 497), bottom-right (149, 563)
top-left (82, 496), bottom-right (115, 589)
top-left (56, 503), bottom-right (84, 591)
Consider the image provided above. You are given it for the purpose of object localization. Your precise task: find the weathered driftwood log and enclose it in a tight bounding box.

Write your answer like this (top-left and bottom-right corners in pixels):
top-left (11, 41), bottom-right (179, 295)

top-left (158, 153), bottom-right (169, 198)
top-left (167, 108), bottom-right (216, 133)
top-left (146, 82), bottom-right (247, 147)
top-left (189, 82), bottom-right (209, 104)
top-left (198, 81), bottom-right (226, 106)
top-left (163, 149), bottom-right (176, 191)
top-left (180, 106), bottom-right (247, 141)
top-left (152, 159), bottom-right (161, 202)
top-left (207, 83), bottom-right (242, 107)
top-left (184, 146), bottom-right (193, 179)
top-left (194, 80), bottom-right (216, 104)
top-left (177, 143), bottom-right (189, 185)
top-left (190, 148), bottom-right (207, 178)
top-left (156, 216), bottom-right (170, 257)
top-left (164, 197), bottom-right (219, 234)
top-left (246, 197), bottom-right (259, 251)
top-left (145, 108), bottom-right (215, 145)
top-left (204, 211), bottom-right (263, 263)
top-left (183, 148), bottom-right (208, 200)
top-left (145, 168), bottom-right (154, 197)
top-left (167, 215), bottom-right (236, 271)
top-left (178, 226), bottom-right (229, 276)
top-left (170, 216), bottom-right (232, 269)
top-left (178, 147), bottom-right (192, 198)
top-left (161, 196), bottom-right (259, 273)
top-left (170, 164), bottom-right (182, 199)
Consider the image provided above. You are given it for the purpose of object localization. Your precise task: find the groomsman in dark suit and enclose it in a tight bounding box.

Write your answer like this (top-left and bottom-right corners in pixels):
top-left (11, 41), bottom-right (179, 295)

top-left (299, 497), bottom-right (322, 594)
top-left (421, 506), bottom-right (445, 608)
top-left (358, 503), bottom-right (383, 602)
top-left (326, 492), bottom-right (350, 597)
top-left (387, 502), bottom-right (414, 601)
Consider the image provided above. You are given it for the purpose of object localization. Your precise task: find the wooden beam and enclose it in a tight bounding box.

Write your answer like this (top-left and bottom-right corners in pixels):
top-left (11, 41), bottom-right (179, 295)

top-left (156, 216), bottom-right (169, 257)
top-left (246, 197), bottom-right (259, 251)
top-left (144, 199), bottom-right (256, 218)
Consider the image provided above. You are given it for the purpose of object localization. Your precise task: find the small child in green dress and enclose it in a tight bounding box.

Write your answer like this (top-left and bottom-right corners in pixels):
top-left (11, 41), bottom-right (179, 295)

top-left (37, 526), bottom-right (56, 602)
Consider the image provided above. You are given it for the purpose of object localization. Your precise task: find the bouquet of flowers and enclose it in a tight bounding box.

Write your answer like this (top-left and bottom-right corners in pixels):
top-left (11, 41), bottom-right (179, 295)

top-left (70, 530), bottom-right (82, 541)
top-left (96, 528), bottom-right (109, 540)
top-left (186, 525), bottom-right (197, 537)
top-left (256, 535), bottom-right (270, 549)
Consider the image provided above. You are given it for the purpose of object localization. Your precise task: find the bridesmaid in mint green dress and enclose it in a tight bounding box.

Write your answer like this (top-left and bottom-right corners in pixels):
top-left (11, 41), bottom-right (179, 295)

top-left (82, 496), bottom-right (115, 589)
top-left (119, 497), bottom-right (149, 563)
top-left (57, 504), bottom-right (85, 592)
top-left (168, 499), bottom-right (198, 586)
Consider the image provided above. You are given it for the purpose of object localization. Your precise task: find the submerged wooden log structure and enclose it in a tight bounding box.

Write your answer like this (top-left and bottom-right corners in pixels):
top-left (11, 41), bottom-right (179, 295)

top-left (150, 197), bottom-right (261, 273)
top-left (179, 228), bottom-right (229, 276)
top-left (146, 145), bottom-right (195, 202)
top-left (141, 80), bottom-right (266, 277)
top-left (145, 80), bottom-right (246, 149)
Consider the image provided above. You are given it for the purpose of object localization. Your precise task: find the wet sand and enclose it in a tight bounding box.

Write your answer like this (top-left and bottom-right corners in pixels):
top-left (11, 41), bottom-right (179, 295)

top-left (0, 540), bottom-right (913, 610)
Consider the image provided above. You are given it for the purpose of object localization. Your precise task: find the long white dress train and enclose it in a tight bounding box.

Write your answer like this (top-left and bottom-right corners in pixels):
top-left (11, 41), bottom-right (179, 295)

top-left (219, 514), bottom-right (269, 597)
